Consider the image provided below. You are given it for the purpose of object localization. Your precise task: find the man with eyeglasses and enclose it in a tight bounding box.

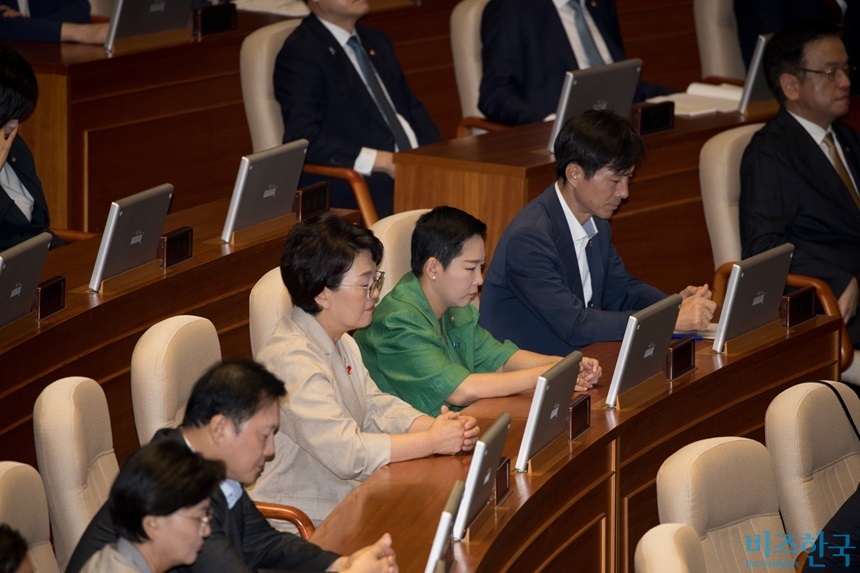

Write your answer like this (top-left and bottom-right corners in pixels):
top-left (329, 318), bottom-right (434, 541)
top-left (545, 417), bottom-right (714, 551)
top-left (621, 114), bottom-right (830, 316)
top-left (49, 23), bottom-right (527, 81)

top-left (740, 21), bottom-right (860, 350)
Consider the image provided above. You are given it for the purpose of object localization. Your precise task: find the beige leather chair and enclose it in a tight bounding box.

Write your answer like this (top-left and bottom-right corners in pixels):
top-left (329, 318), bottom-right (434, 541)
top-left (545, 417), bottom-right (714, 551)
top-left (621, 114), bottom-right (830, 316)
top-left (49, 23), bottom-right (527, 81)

top-left (765, 381), bottom-right (860, 544)
top-left (0, 462), bottom-right (60, 573)
top-left (657, 437), bottom-right (794, 572)
top-left (130, 313), bottom-right (315, 538)
top-left (693, 0), bottom-right (746, 81)
top-left (634, 523), bottom-right (706, 573)
top-left (450, 0), bottom-right (507, 137)
top-left (369, 209), bottom-right (430, 299)
top-left (131, 315), bottom-right (222, 445)
top-left (249, 268), bottom-right (294, 358)
top-left (33, 377), bottom-right (119, 570)
top-left (240, 20), bottom-right (379, 226)
top-left (699, 125), bottom-right (857, 376)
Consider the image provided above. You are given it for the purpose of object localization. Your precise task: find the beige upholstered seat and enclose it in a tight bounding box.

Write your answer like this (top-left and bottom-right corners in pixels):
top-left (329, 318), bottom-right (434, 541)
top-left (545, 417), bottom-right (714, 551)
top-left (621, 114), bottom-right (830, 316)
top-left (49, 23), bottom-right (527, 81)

top-left (450, 0), bottom-right (490, 131)
top-left (634, 523), bottom-right (706, 573)
top-left (693, 0), bottom-right (746, 80)
top-left (240, 20), bottom-right (378, 226)
top-left (250, 268), bottom-right (294, 358)
top-left (0, 462), bottom-right (60, 573)
top-left (765, 381), bottom-right (860, 543)
top-left (700, 125), bottom-right (858, 377)
top-left (657, 436), bottom-right (793, 572)
top-left (369, 209), bottom-right (430, 299)
top-left (33, 377), bottom-right (119, 570)
top-left (131, 315), bottom-right (222, 445)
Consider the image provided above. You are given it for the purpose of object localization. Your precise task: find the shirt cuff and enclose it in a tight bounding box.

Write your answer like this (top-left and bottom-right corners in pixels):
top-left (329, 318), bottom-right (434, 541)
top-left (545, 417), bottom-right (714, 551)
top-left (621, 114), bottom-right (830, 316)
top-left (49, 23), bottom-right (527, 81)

top-left (354, 147), bottom-right (376, 176)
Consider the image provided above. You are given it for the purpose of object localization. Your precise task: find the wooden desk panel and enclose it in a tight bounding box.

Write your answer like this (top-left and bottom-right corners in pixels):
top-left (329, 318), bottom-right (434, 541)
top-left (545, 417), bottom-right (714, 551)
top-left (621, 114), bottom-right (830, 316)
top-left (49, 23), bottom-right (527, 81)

top-left (310, 316), bottom-right (840, 573)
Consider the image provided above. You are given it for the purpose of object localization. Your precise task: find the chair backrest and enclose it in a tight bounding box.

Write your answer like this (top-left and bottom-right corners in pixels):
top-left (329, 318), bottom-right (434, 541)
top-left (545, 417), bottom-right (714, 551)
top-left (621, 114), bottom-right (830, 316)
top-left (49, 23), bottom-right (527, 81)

top-left (657, 436), bottom-right (792, 572)
top-left (33, 377), bottom-right (119, 570)
top-left (699, 123), bottom-right (764, 269)
top-left (250, 268), bottom-right (294, 358)
top-left (634, 523), bottom-right (706, 573)
top-left (0, 462), bottom-right (60, 573)
top-left (131, 315), bottom-right (223, 445)
top-left (765, 381), bottom-right (860, 543)
top-left (692, 0), bottom-right (746, 80)
top-left (240, 20), bottom-right (302, 153)
top-left (369, 209), bottom-right (430, 299)
top-left (450, 0), bottom-right (490, 120)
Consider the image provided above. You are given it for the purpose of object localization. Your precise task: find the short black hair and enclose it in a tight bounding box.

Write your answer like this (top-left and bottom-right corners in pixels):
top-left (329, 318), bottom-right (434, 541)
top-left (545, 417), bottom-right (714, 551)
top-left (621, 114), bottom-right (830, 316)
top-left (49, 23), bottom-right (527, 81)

top-left (411, 206), bottom-right (486, 277)
top-left (279, 213), bottom-right (383, 315)
top-left (764, 21), bottom-right (844, 104)
top-left (553, 109), bottom-right (644, 180)
top-left (182, 357), bottom-right (285, 430)
top-left (109, 440), bottom-right (224, 543)
top-left (0, 524), bottom-right (27, 573)
top-left (0, 47), bottom-right (37, 126)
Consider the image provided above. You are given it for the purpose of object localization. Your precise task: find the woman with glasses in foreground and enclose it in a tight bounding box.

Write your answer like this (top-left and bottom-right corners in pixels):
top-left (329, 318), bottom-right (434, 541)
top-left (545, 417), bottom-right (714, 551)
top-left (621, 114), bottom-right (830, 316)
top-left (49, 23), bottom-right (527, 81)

top-left (80, 440), bottom-right (224, 573)
top-left (250, 214), bottom-right (480, 528)
top-left (355, 206), bottom-right (602, 416)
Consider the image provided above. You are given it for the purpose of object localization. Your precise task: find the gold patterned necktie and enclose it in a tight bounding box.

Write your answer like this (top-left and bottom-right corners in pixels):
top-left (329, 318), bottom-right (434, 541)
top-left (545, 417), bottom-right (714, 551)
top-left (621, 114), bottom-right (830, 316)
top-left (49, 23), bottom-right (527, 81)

top-left (823, 132), bottom-right (860, 211)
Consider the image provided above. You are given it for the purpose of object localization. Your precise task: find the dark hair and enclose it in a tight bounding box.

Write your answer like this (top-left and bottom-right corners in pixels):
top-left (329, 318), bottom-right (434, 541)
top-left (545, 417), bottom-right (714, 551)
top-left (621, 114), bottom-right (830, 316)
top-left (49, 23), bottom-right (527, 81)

top-left (0, 47), bottom-right (38, 126)
top-left (109, 440), bottom-right (224, 543)
top-left (182, 357), bottom-right (285, 430)
top-left (0, 524), bottom-right (27, 573)
top-left (763, 21), bottom-right (843, 104)
top-left (553, 109), bottom-right (644, 180)
top-left (279, 213), bottom-right (383, 315)
top-left (411, 206), bottom-right (486, 277)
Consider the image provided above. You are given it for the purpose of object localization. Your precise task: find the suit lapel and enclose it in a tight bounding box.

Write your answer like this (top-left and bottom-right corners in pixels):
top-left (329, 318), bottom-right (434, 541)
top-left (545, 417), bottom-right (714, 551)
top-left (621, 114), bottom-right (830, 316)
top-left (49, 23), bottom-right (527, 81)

top-left (541, 0), bottom-right (578, 71)
top-left (543, 187), bottom-right (586, 302)
top-left (305, 15), bottom-right (390, 133)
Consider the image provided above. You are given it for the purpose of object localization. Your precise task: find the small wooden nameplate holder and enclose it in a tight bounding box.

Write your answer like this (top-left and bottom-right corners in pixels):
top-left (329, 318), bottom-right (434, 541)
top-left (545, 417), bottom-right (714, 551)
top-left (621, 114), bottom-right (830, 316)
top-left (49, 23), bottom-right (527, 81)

top-left (526, 433), bottom-right (572, 475)
top-left (463, 501), bottom-right (509, 544)
top-left (110, 28), bottom-right (191, 56)
top-left (97, 260), bottom-right (164, 295)
top-left (722, 318), bottom-right (786, 356)
top-left (599, 370), bottom-right (669, 411)
top-left (221, 212), bottom-right (297, 247)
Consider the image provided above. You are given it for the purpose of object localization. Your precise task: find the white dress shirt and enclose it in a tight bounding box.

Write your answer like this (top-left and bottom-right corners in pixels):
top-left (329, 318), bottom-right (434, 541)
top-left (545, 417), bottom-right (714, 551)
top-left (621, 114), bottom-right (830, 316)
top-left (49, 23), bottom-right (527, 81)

top-left (789, 110), bottom-right (858, 193)
top-left (0, 162), bottom-right (34, 221)
top-left (556, 182), bottom-right (598, 306)
top-left (552, 0), bottom-right (614, 70)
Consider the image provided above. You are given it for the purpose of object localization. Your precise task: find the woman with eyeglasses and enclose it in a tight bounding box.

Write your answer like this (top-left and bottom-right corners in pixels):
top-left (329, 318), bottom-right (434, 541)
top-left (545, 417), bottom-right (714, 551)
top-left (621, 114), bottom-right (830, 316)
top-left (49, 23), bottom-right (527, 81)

top-left (80, 440), bottom-right (224, 573)
top-left (249, 213), bottom-right (480, 529)
top-left (354, 206), bottom-right (602, 416)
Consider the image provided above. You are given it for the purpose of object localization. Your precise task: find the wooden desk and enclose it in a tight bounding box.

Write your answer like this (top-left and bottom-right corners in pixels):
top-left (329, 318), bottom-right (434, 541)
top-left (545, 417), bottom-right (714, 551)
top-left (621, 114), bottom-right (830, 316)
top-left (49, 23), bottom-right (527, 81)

top-left (393, 112), bottom-right (766, 294)
top-left (4, 12), bottom-right (284, 232)
top-left (310, 316), bottom-right (841, 573)
top-left (0, 199), bottom-right (293, 467)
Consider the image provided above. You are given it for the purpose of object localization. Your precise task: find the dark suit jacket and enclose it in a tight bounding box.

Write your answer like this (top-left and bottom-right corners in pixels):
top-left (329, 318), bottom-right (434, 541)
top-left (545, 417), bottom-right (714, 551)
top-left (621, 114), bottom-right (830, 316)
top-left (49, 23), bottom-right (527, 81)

top-left (802, 485), bottom-right (860, 571)
top-left (274, 13), bottom-right (440, 216)
top-left (734, 0), bottom-right (859, 72)
top-left (0, 135), bottom-right (61, 251)
top-left (65, 427), bottom-right (341, 573)
top-left (478, 0), bottom-right (668, 125)
top-left (479, 185), bottom-right (666, 355)
top-left (0, 0), bottom-right (90, 42)
top-left (739, 108), bottom-right (860, 346)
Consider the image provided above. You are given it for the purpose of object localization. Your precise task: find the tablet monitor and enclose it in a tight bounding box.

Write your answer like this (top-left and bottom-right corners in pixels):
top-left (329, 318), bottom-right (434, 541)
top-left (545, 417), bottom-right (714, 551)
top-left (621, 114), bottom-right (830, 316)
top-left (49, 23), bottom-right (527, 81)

top-left (547, 58), bottom-right (642, 152)
top-left (220, 139), bottom-right (308, 243)
top-left (712, 243), bottom-right (795, 353)
top-left (514, 350), bottom-right (583, 472)
top-left (0, 232), bottom-right (52, 328)
top-left (425, 480), bottom-right (464, 573)
top-left (452, 413), bottom-right (511, 540)
top-left (105, 0), bottom-right (193, 54)
top-left (738, 34), bottom-right (774, 115)
top-left (88, 184), bottom-right (174, 292)
top-left (605, 294), bottom-right (683, 409)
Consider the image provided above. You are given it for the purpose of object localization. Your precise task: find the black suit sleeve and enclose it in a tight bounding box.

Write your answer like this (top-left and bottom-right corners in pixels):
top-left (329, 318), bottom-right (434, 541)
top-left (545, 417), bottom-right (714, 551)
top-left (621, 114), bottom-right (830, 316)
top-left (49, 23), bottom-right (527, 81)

top-left (478, 0), bottom-right (547, 125)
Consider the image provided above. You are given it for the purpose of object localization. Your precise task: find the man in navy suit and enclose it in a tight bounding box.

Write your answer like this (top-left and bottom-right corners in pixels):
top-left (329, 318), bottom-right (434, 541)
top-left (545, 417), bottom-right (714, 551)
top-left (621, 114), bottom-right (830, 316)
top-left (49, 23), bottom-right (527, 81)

top-left (740, 22), bottom-right (860, 348)
top-left (275, 0), bottom-right (441, 217)
top-left (478, 0), bottom-right (669, 126)
top-left (479, 110), bottom-right (715, 355)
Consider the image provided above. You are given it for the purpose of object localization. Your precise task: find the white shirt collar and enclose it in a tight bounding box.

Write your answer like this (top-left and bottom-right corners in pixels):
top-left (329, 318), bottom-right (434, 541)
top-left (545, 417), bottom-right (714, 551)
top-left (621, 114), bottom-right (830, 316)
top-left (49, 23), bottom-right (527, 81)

top-left (555, 182), bottom-right (598, 241)
top-left (787, 109), bottom-right (830, 145)
top-left (553, 0), bottom-right (579, 7)
top-left (316, 15), bottom-right (355, 49)
top-left (182, 429), bottom-right (243, 510)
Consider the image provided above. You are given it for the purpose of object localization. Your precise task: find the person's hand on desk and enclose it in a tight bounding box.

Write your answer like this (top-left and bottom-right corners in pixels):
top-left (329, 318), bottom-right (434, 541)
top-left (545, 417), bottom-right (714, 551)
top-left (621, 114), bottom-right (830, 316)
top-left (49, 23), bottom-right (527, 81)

top-left (373, 150), bottom-right (396, 178)
top-left (576, 356), bottom-right (602, 391)
top-left (0, 5), bottom-right (23, 17)
top-left (675, 285), bottom-right (716, 332)
top-left (433, 406), bottom-right (480, 453)
top-left (60, 22), bottom-right (108, 45)
top-left (329, 533), bottom-right (399, 573)
top-left (838, 277), bottom-right (859, 323)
